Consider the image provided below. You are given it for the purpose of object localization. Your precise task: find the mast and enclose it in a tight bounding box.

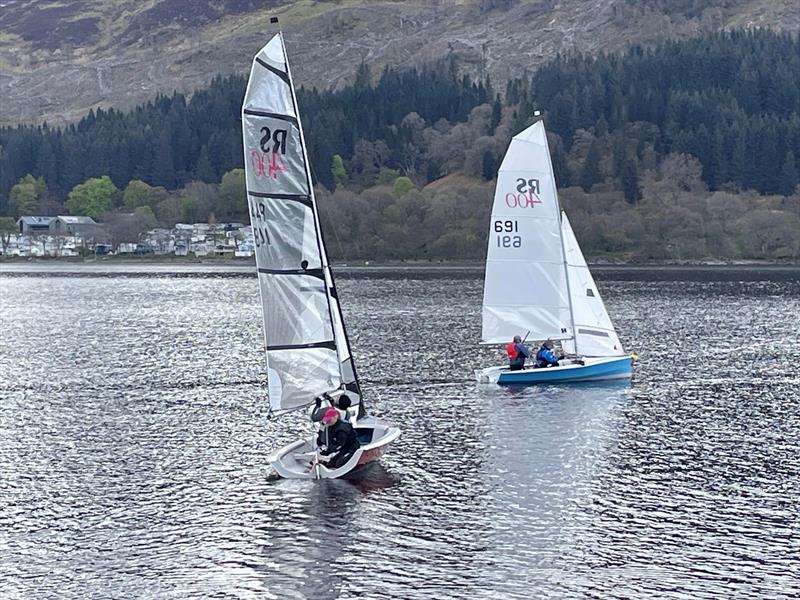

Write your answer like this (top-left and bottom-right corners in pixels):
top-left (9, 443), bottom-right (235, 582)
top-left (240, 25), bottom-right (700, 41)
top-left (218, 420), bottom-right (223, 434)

top-left (277, 31), bottom-right (347, 388)
top-left (242, 29), bottom-right (363, 412)
top-left (277, 32), bottom-right (364, 415)
top-left (539, 118), bottom-right (578, 355)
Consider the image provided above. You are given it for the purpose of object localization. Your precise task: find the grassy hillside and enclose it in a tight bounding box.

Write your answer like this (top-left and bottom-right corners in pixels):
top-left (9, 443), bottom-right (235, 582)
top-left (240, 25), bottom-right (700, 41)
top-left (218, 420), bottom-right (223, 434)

top-left (1, 0), bottom-right (799, 125)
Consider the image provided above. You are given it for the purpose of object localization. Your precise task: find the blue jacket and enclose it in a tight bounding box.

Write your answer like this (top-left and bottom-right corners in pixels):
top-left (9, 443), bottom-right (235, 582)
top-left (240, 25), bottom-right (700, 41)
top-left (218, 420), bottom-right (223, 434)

top-left (535, 345), bottom-right (559, 367)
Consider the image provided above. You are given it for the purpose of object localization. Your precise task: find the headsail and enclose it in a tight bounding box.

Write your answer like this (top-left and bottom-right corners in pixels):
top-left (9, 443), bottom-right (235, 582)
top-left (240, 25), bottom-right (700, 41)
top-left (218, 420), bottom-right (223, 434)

top-left (560, 213), bottom-right (626, 357)
top-left (481, 121), bottom-right (573, 344)
top-left (242, 33), bottom-right (361, 412)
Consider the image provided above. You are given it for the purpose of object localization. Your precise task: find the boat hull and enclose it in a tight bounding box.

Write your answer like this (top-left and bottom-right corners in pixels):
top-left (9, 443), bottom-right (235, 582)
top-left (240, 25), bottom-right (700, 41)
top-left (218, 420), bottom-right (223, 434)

top-left (269, 416), bottom-right (401, 480)
top-left (475, 355), bottom-right (633, 385)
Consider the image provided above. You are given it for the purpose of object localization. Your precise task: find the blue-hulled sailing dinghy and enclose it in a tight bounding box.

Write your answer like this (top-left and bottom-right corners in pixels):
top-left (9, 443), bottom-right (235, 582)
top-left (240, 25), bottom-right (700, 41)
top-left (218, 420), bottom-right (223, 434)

top-left (474, 121), bottom-right (633, 385)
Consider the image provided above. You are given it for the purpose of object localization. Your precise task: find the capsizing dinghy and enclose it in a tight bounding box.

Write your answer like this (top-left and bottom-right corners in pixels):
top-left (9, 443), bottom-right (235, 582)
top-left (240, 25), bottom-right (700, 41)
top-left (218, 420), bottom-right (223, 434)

top-left (242, 30), bottom-right (399, 478)
top-left (475, 120), bottom-right (634, 385)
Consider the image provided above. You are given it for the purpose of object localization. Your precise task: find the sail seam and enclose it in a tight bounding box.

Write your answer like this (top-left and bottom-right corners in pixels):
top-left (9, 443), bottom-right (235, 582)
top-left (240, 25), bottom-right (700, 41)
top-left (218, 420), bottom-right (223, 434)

top-left (243, 108), bottom-right (298, 126)
top-left (255, 57), bottom-right (290, 85)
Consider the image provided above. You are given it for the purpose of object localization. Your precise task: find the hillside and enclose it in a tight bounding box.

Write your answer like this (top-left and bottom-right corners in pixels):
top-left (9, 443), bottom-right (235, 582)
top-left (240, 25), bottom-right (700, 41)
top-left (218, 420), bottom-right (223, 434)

top-left (1, 0), bottom-right (799, 125)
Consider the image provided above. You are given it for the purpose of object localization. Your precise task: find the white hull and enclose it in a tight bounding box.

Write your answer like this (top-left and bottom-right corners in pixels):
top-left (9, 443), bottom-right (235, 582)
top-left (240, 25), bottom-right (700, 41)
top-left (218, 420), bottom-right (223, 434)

top-left (269, 416), bottom-right (401, 479)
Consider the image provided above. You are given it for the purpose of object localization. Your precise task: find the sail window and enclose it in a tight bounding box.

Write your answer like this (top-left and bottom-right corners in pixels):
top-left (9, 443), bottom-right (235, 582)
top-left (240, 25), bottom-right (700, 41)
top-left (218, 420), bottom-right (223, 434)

top-left (577, 328), bottom-right (610, 337)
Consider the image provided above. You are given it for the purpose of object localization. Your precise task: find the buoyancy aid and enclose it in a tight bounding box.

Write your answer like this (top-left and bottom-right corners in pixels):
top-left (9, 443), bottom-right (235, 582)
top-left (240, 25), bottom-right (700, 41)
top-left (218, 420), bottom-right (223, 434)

top-left (506, 342), bottom-right (518, 360)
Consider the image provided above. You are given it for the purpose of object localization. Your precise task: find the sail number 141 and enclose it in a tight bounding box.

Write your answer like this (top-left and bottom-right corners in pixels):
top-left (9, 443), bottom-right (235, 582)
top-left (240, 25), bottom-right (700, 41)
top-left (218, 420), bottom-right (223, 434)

top-left (494, 220), bottom-right (521, 248)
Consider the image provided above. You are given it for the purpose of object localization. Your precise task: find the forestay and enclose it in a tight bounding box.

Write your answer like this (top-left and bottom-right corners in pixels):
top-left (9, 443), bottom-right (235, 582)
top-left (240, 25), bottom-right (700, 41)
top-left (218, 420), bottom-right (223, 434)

top-left (481, 121), bottom-right (572, 344)
top-left (560, 213), bottom-right (626, 357)
top-left (242, 33), bottom-right (361, 412)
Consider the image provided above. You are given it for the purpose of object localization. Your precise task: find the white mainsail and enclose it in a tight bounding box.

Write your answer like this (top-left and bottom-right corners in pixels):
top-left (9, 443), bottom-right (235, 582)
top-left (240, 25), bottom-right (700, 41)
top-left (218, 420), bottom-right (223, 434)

top-left (560, 213), bottom-right (626, 357)
top-left (242, 33), bottom-right (361, 412)
top-left (481, 121), bottom-right (573, 344)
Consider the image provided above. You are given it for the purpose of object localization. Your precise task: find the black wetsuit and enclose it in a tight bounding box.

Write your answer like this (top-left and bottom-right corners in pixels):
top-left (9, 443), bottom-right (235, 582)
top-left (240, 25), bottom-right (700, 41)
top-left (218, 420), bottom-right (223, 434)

top-left (319, 420), bottom-right (360, 469)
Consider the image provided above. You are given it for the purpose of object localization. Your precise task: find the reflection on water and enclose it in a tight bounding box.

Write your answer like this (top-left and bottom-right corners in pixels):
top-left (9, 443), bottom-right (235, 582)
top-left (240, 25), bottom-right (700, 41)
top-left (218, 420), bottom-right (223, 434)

top-left (1, 268), bottom-right (799, 598)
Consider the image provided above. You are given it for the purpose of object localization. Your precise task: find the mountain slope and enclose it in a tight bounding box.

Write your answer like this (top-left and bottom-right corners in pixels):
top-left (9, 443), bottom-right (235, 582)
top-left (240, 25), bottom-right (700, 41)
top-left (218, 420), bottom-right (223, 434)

top-left (1, 0), bottom-right (798, 125)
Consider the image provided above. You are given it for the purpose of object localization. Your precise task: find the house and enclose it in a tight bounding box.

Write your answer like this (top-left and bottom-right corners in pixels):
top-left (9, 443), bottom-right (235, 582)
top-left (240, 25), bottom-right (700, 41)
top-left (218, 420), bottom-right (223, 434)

top-left (17, 216), bottom-right (55, 235)
top-left (50, 215), bottom-right (97, 236)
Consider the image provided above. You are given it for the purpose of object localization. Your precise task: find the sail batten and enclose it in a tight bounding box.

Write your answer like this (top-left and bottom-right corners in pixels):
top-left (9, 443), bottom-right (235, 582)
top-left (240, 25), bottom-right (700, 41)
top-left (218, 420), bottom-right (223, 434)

top-left (254, 57), bottom-right (290, 83)
top-left (267, 341), bottom-right (337, 351)
top-left (243, 33), bottom-right (362, 412)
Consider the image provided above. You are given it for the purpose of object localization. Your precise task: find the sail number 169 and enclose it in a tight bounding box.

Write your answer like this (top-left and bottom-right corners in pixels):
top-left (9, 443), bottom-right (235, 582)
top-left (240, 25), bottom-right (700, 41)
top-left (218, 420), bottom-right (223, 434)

top-left (494, 220), bottom-right (521, 248)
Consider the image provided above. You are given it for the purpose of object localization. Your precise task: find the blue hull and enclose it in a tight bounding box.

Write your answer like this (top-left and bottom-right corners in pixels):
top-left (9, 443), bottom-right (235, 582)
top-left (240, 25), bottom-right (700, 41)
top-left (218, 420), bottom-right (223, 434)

top-left (496, 356), bottom-right (633, 385)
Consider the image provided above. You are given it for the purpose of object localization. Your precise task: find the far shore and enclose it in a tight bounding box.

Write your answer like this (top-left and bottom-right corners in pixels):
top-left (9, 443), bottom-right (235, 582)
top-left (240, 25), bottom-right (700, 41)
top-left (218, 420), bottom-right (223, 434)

top-left (2, 255), bottom-right (800, 273)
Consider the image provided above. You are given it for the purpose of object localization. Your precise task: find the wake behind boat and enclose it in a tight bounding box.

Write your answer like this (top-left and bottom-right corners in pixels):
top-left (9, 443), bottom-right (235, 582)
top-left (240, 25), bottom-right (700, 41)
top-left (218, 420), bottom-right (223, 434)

top-left (242, 32), bottom-right (399, 478)
top-left (475, 120), bottom-right (633, 385)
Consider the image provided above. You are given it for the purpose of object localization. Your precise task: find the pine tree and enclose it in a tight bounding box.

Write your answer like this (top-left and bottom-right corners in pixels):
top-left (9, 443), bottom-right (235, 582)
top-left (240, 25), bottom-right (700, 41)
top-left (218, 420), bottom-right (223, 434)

top-left (152, 130), bottom-right (176, 189)
top-left (621, 158), bottom-right (641, 204)
top-left (580, 141), bottom-right (601, 193)
top-left (779, 150), bottom-right (798, 196)
top-left (194, 146), bottom-right (215, 182)
top-left (595, 114), bottom-right (608, 138)
top-left (490, 95), bottom-right (502, 134)
top-left (331, 154), bottom-right (348, 189)
top-left (481, 151), bottom-right (496, 180)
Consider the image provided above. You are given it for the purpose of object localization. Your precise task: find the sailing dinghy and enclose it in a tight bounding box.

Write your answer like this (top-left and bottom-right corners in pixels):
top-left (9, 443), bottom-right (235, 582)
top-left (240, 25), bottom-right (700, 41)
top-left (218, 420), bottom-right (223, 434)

top-left (243, 32), bottom-right (400, 478)
top-left (475, 120), bottom-right (633, 385)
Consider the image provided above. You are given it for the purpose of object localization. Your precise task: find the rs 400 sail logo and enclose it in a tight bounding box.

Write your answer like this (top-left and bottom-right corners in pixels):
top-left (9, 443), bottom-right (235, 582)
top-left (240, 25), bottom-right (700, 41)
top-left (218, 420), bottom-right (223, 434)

top-left (504, 178), bottom-right (542, 208)
top-left (251, 126), bottom-right (288, 179)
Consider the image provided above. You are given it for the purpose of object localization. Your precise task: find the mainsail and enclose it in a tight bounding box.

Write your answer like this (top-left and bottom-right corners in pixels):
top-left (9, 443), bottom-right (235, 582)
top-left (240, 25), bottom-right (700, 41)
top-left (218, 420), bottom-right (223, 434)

top-left (560, 213), bottom-right (626, 357)
top-left (242, 33), bottom-right (361, 412)
top-left (481, 121), bottom-right (573, 344)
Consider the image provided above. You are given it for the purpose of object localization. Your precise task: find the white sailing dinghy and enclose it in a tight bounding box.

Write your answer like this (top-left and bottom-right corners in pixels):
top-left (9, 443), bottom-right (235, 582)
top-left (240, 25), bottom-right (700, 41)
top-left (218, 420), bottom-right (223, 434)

top-left (242, 32), bottom-right (400, 478)
top-left (475, 120), bottom-right (633, 385)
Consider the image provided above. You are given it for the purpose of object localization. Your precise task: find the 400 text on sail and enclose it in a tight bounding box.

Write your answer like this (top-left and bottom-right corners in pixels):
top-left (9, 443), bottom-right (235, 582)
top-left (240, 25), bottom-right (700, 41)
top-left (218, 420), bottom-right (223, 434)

top-left (504, 178), bottom-right (542, 208)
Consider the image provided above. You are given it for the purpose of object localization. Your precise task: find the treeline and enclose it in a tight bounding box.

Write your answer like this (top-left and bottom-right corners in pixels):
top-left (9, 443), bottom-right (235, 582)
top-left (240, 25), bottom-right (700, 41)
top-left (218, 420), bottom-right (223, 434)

top-left (1, 28), bottom-right (800, 260)
top-left (532, 29), bottom-right (800, 196)
top-left (0, 59), bottom-right (490, 206)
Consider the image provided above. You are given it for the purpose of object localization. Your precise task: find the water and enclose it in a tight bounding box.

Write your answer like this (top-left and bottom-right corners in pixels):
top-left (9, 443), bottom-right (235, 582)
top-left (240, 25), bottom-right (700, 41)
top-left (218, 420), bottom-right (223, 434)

top-left (1, 265), bottom-right (798, 599)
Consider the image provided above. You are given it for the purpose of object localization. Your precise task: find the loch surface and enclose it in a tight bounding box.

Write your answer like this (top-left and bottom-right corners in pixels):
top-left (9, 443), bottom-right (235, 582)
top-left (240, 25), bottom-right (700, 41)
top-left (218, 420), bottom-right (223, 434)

top-left (1, 265), bottom-right (798, 599)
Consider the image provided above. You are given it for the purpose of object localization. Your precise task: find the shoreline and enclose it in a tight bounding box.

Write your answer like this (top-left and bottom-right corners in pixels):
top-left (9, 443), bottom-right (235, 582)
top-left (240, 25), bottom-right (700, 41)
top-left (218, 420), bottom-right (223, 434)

top-left (1, 256), bottom-right (800, 275)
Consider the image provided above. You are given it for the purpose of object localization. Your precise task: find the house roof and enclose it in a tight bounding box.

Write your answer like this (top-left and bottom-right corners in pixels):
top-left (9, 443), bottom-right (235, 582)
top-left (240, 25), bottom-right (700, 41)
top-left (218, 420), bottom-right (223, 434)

top-left (56, 215), bottom-right (97, 225)
top-left (17, 216), bottom-right (55, 226)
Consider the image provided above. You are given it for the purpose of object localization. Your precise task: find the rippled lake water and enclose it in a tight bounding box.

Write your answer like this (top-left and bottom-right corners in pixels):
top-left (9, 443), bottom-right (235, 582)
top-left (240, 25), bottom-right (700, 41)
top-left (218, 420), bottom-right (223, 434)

top-left (1, 264), bottom-right (799, 599)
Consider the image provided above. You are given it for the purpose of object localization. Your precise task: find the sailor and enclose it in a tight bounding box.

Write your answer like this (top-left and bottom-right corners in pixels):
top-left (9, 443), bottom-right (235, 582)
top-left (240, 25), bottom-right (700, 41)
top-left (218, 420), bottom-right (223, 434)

top-left (318, 408), bottom-right (360, 469)
top-left (506, 335), bottom-right (531, 371)
top-left (336, 394), bottom-right (353, 423)
top-left (310, 392), bottom-right (353, 423)
top-left (535, 340), bottom-right (563, 368)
